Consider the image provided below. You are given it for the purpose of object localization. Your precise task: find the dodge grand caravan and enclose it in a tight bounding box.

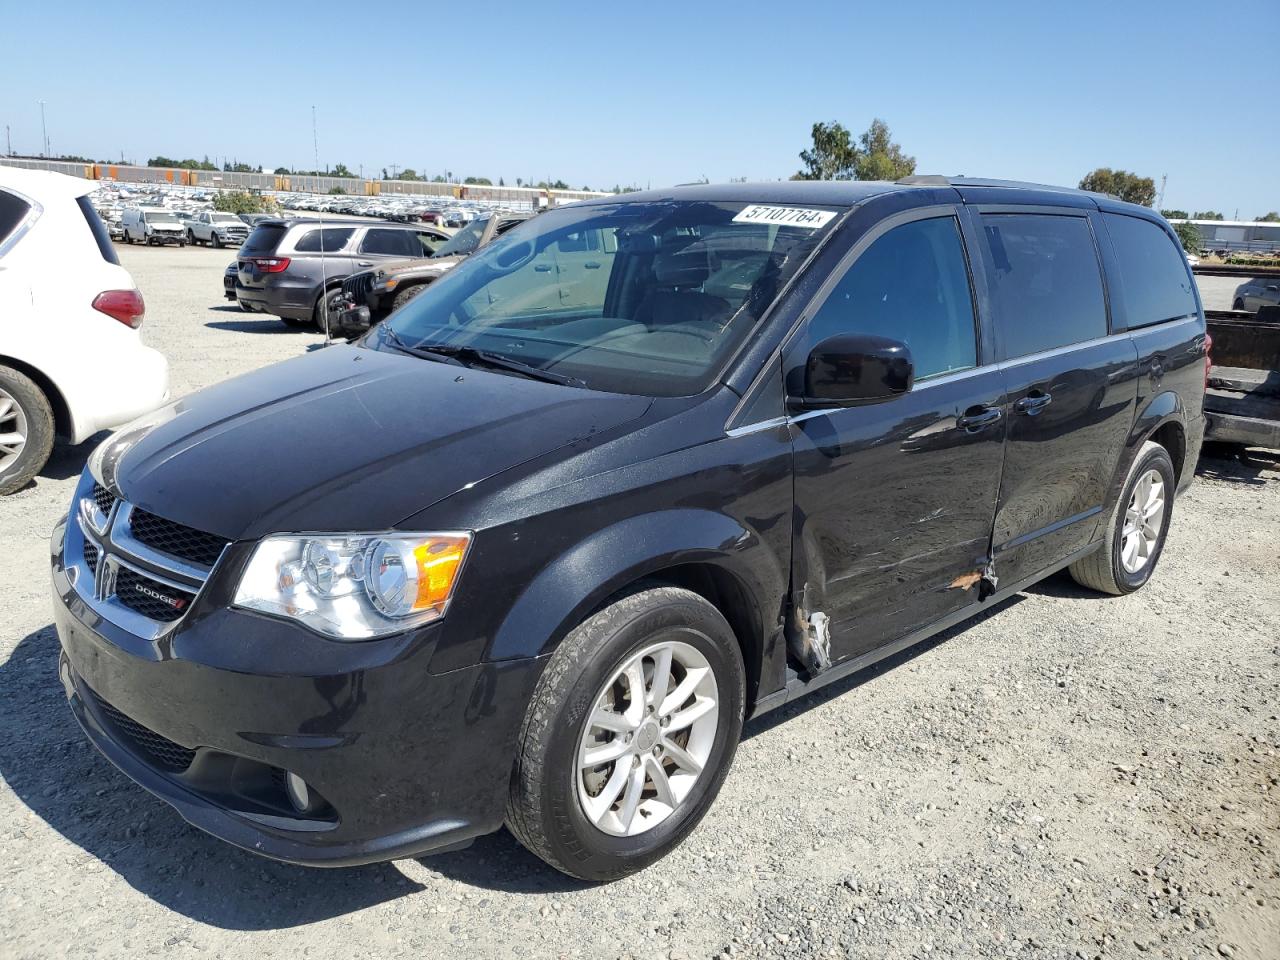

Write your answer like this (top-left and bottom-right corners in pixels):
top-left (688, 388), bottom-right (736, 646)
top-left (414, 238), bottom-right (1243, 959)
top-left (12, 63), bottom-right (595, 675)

top-left (51, 179), bottom-right (1207, 881)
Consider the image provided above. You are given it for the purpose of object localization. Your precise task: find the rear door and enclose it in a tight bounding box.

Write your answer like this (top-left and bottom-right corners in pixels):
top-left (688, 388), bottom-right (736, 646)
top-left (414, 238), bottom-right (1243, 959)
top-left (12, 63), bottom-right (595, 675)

top-left (358, 227), bottom-right (422, 267)
top-left (788, 206), bottom-right (1007, 663)
top-left (973, 207), bottom-right (1138, 586)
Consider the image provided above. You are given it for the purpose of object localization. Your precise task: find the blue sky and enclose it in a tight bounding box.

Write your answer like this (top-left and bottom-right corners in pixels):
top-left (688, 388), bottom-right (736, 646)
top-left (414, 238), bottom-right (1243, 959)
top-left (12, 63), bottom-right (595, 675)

top-left (2, 0), bottom-right (1276, 216)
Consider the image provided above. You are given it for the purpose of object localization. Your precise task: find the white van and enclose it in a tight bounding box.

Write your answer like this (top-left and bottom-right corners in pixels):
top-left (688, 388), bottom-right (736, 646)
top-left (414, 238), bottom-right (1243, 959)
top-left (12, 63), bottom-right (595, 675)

top-left (0, 166), bottom-right (170, 493)
top-left (121, 207), bottom-right (187, 246)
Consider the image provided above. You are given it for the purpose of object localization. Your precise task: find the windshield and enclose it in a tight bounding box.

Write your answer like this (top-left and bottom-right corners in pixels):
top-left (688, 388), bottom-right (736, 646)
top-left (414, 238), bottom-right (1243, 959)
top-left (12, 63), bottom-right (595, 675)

top-left (376, 199), bottom-right (844, 396)
top-left (211, 213), bottom-right (241, 223)
top-left (144, 212), bottom-right (179, 224)
top-left (431, 216), bottom-right (489, 258)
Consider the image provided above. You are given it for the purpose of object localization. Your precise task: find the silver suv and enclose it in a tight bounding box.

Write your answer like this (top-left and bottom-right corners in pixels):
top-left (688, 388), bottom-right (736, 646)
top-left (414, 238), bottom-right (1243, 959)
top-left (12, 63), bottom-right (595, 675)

top-left (235, 219), bottom-right (450, 328)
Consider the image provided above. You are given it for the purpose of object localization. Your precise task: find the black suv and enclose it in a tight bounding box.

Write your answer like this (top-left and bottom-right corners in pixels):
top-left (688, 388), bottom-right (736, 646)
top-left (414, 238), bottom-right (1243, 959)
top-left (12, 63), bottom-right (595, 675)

top-left (52, 179), bottom-right (1207, 881)
top-left (234, 218), bottom-right (450, 328)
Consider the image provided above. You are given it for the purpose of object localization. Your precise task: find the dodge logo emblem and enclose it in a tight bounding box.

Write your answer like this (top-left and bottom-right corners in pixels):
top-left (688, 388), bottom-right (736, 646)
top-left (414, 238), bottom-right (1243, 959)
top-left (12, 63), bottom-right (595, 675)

top-left (133, 582), bottom-right (187, 610)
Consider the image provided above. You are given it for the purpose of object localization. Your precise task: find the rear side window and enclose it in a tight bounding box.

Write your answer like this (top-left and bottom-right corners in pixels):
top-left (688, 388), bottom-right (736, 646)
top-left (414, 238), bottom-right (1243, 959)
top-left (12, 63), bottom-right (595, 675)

top-left (1103, 214), bottom-right (1198, 327)
top-left (76, 196), bottom-right (120, 265)
top-left (808, 216), bottom-right (978, 380)
top-left (240, 223), bottom-right (286, 256)
top-left (0, 189), bottom-right (33, 253)
top-left (980, 214), bottom-right (1107, 359)
top-left (360, 228), bottom-right (418, 256)
top-left (294, 227), bottom-right (354, 253)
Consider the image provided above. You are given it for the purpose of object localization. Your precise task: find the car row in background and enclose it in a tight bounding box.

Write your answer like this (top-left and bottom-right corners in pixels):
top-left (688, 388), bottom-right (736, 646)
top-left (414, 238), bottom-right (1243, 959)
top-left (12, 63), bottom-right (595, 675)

top-left (227, 218), bottom-right (452, 328)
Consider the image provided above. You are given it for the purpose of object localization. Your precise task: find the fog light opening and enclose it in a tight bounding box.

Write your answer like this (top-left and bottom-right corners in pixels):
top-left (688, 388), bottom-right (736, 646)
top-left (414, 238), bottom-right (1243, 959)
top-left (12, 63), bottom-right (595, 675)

top-left (285, 772), bottom-right (311, 813)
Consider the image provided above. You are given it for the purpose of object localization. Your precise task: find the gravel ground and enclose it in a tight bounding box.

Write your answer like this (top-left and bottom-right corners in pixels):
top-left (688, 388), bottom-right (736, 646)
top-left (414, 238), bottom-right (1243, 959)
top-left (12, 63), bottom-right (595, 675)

top-left (0, 245), bottom-right (1276, 960)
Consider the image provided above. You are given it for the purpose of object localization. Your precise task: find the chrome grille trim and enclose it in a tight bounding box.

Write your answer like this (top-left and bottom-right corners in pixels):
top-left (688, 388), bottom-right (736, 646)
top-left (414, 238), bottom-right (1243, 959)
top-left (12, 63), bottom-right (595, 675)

top-left (65, 476), bottom-right (226, 640)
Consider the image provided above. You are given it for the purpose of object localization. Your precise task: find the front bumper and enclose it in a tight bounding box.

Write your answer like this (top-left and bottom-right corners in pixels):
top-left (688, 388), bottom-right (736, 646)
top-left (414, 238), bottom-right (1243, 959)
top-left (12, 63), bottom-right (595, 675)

top-left (147, 233), bottom-right (185, 245)
top-left (50, 512), bottom-right (545, 866)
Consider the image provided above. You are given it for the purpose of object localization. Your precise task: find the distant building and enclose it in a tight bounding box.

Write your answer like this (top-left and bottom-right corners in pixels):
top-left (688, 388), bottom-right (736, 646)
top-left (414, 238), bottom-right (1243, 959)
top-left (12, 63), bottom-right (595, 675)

top-left (1167, 219), bottom-right (1280, 254)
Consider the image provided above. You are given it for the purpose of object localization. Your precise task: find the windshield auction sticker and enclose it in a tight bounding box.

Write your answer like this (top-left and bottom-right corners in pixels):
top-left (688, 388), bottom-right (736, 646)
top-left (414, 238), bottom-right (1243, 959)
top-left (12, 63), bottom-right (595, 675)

top-left (731, 205), bottom-right (837, 229)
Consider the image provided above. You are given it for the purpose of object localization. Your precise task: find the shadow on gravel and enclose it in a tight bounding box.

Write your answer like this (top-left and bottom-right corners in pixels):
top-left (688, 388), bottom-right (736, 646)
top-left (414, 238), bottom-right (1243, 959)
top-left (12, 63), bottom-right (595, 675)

top-left (38, 433), bottom-right (108, 481)
top-left (419, 830), bottom-right (590, 895)
top-left (743, 593), bottom-right (1027, 739)
top-left (204, 319), bottom-right (306, 334)
top-left (0, 625), bottom-right (420, 930)
top-left (1196, 446), bottom-right (1279, 485)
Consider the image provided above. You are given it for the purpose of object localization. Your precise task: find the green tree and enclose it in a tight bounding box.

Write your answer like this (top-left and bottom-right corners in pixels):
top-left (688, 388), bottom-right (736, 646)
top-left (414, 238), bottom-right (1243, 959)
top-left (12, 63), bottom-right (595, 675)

top-left (1079, 168), bottom-right (1156, 206)
top-left (328, 186), bottom-right (346, 195)
top-left (1160, 209), bottom-right (1189, 220)
top-left (274, 166), bottom-right (290, 175)
top-left (464, 176), bottom-right (493, 185)
top-left (854, 119), bottom-right (915, 180)
top-left (399, 168), bottom-right (420, 181)
top-left (1171, 221), bottom-right (1202, 256)
top-left (1255, 211), bottom-right (1280, 222)
top-left (793, 121), bottom-right (858, 180)
top-left (1192, 210), bottom-right (1224, 220)
top-left (212, 190), bottom-right (279, 215)
top-left (330, 163), bottom-right (354, 178)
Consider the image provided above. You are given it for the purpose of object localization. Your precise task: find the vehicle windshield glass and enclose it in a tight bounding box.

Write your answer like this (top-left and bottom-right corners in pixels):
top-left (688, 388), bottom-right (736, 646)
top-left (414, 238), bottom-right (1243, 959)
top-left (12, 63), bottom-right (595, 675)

top-left (374, 199), bottom-right (844, 396)
top-left (431, 217), bottom-right (489, 258)
top-left (211, 213), bottom-right (241, 223)
top-left (144, 212), bottom-right (179, 223)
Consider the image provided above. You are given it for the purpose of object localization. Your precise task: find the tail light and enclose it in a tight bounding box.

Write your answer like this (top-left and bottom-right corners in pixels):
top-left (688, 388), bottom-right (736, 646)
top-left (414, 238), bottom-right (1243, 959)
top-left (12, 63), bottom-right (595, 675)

top-left (252, 257), bottom-right (291, 273)
top-left (1203, 332), bottom-right (1213, 389)
top-left (92, 289), bottom-right (145, 329)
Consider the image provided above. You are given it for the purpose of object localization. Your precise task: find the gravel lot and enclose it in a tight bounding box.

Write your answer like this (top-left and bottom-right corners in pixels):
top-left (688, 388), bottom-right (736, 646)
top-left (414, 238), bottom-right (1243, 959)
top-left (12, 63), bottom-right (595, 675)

top-left (0, 245), bottom-right (1276, 960)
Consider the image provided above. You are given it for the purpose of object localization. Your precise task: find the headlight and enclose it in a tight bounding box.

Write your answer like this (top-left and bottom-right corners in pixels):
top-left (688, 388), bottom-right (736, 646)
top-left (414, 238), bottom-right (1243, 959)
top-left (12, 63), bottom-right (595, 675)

top-left (233, 532), bottom-right (471, 640)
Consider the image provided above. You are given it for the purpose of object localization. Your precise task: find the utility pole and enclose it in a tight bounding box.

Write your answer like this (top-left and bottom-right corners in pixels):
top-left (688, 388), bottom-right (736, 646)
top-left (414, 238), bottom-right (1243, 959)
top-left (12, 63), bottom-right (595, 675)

top-left (1157, 174), bottom-right (1167, 211)
top-left (5, 125), bottom-right (10, 156)
top-left (390, 163), bottom-right (399, 180)
top-left (38, 100), bottom-right (48, 156)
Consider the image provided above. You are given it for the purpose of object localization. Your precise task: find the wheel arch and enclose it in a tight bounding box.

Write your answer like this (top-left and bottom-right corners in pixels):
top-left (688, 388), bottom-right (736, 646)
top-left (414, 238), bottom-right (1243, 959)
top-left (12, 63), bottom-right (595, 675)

top-left (1105, 390), bottom-right (1188, 509)
top-left (479, 509), bottom-right (786, 713)
top-left (0, 353), bottom-right (72, 439)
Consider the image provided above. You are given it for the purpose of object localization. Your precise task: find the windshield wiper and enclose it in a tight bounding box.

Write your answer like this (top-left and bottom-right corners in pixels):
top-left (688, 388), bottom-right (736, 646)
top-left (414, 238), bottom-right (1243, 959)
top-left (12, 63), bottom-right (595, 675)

top-left (380, 327), bottom-right (464, 366)
top-left (422, 343), bottom-right (586, 388)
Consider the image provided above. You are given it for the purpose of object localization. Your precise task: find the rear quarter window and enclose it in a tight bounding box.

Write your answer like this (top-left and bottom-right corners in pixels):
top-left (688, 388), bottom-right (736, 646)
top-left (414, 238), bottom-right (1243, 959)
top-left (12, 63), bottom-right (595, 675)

top-left (980, 213), bottom-right (1108, 359)
top-left (1103, 214), bottom-right (1198, 328)
top-left (293, 227), bottom-right (354, 253)
top-left (0, 189), bottom-right (34, 255)
top-left (76, 196), bottom-right (120, 265)
top-left (240, 223), bottom-right (287, 256)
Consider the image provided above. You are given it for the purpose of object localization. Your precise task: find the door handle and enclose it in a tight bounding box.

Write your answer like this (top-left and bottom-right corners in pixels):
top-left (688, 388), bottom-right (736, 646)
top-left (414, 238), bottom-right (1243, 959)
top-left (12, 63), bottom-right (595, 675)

top-left (584, 261), bottom-right (601, 269)
top-left (957, 406), bottom-right (1003, 432)
top-left (534, 264), bottom-right (552, 272)
top-left (1014, 392), bottom-right (1052, 415)
top-left (356, 260), bottom-right (373, 267)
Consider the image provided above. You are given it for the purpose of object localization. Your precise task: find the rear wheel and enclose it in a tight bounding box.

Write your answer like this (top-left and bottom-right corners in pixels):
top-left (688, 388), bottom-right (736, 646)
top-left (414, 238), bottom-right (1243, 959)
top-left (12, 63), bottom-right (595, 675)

top-left (0, 366), bottom-right (55, 496)
top-left (507, 585), bottom-right (745, 882)
top-left (1069, 440), bottom-right (1176, 595)
top-left (1232, 298), bottom-right (1246, 311)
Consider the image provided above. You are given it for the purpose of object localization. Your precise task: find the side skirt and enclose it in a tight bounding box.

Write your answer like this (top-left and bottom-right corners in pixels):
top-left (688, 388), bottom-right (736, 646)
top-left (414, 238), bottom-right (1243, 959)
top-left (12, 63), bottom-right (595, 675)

top-left (750, 539), bottom-right (1103, 718)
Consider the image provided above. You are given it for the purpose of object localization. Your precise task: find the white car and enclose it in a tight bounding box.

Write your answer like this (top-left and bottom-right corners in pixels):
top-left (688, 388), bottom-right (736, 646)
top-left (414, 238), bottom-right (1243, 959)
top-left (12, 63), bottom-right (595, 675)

top-left (0, 166), bottom-right (169, 494)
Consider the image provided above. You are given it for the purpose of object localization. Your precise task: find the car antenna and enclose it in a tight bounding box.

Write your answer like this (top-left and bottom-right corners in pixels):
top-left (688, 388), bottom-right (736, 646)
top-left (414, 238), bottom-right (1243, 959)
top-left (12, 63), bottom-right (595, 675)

top-left (312, 105), bottom-right (331, 346)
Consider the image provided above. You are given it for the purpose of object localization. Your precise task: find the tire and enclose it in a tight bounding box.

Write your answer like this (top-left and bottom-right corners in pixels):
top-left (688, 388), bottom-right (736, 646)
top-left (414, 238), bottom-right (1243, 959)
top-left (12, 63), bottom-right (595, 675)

top-left (0, 365), bottom-right (56, 496)
top-left (506, 585), bottom-right (746, 882)
top-left (1069, 440), bottom-right (1176, 595)
top-left (1232, 299), bottom-right (1245, 311)
top-left (212, 234), bottom-right (222, 249)
top-left (238, 301), bottom-right (253, 313)
top-left (391, 282), bottom-right (427, 312)
top-left (187, 230), bottom-right (196, 245)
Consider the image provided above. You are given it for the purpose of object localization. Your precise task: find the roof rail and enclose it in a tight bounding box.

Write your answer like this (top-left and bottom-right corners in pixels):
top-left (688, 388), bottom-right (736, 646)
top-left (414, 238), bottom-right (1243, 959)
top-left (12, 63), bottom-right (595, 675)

top-left (896, 174), bottom-right (1087, 195)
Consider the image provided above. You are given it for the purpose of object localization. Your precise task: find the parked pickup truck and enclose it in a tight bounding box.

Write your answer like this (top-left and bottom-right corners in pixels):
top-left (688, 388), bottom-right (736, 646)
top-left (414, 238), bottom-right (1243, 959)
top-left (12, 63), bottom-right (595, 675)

top-left (330, 212), bottom-right (530, 337)
top-left (1204, 302), bottom-right (1280, 450)
top-left (184, 211), bottom-right (249, 248)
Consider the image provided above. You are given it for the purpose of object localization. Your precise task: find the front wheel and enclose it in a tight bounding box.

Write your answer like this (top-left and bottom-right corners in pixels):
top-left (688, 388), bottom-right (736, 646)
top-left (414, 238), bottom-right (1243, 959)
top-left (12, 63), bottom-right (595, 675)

top-left (212, 234), bottom-right (222, 249)
top-left (506, 585), bottom-right (745, 882)
top-left (0, 365), bottom-right (55, 495)
top-left (1069, 440), bottom-right (1176, 595)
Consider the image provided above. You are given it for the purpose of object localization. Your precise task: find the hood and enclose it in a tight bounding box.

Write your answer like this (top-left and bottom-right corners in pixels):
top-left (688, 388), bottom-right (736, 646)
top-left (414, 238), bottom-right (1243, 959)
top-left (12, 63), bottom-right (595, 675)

top-left (379, 255), bottom-right (464, 282)
top-left (108, 345), bottom-right (651, 540)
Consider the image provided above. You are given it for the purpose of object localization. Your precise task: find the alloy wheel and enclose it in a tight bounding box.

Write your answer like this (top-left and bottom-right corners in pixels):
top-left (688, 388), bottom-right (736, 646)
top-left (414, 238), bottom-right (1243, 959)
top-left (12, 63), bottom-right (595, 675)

top-left (1120, 468), bottom-right (1165, 573)
top-left (0, 387), bottom-right (29, 472)
top-left (576, 639), bottom-right (719, 837)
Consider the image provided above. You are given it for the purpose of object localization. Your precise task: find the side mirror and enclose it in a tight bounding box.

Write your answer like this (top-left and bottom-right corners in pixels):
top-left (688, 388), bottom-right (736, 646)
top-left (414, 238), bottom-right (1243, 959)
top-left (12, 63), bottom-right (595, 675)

top-left (788, 334), bottom-right (914, 409)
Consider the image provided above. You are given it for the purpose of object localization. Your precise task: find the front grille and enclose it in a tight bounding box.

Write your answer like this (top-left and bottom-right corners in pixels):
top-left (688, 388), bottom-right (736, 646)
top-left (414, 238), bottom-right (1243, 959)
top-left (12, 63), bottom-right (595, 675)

top-left (129, 509), bottom-right (227, 568)
top-left (342, 271), bottom-right (375, 306)
top-left (113, 565), bottom-right (195, 622)
top-left (91, 482), bottom-right (116, 516)
top-left (83, 539), bottom-right (100, 575)
top-left (90, 690), bottom-right (196, 773)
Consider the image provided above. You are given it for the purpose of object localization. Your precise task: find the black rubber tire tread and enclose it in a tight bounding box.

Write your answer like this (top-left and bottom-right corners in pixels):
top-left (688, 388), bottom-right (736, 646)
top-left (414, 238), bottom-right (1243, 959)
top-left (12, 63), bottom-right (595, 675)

top-left (391, 282), bottom-right (428, 312)
top-left (1069, 440), bottom-right (1173, 595)
top-left (0, 365), bottom-right (55, 496)
top-left (506, 584), bottom-right (744, 882)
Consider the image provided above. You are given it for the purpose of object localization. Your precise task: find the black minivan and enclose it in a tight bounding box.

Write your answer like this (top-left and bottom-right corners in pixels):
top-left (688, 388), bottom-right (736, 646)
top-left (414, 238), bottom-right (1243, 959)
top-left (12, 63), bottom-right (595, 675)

top-left (52, 178), bottom-right (1207, 881)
